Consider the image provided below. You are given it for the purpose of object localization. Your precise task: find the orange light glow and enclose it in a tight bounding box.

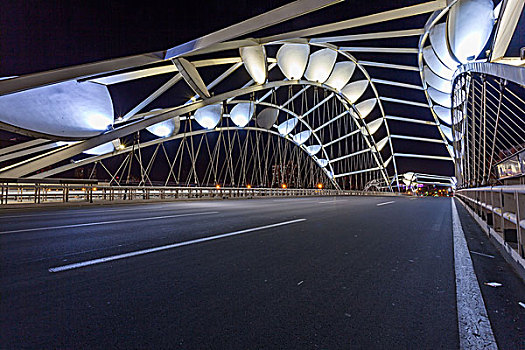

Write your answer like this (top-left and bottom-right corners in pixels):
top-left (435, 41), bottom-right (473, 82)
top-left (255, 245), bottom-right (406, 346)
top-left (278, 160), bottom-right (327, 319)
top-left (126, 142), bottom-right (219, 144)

top-left (215, 184), bottom-right (221, 189)
top-left (317, 183), bottom-right (323, 189)
top-left (246, 184), bottom-right (252, 189)
top-left (281, 184), bottom-right (287, 189)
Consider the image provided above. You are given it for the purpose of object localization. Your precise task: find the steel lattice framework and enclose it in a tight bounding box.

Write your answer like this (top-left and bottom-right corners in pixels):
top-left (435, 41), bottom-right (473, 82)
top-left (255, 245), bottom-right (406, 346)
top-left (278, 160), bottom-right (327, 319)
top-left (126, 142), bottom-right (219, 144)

top-left (0, 0), bottom-right (522, 191)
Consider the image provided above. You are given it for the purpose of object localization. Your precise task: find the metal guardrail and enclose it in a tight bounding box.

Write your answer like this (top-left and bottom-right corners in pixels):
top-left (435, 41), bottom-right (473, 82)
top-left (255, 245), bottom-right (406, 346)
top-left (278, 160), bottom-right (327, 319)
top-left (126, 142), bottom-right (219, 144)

top-left (0, 182), bottom-right (396, 205)
top-left (456, 186), bottom-right (525, 259)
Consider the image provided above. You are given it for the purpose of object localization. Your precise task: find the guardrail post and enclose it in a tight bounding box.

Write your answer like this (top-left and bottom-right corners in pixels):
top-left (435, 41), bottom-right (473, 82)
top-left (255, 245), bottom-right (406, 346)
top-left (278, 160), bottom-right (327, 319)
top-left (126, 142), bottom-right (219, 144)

top-left (516, 191), bottom-right (524, 258)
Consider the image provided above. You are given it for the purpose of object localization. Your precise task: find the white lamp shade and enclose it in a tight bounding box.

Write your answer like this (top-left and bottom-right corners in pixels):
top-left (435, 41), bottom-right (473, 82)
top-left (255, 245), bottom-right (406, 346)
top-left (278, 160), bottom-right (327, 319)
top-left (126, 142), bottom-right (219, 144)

top-left (277, 118), bottom-right (298, 135)
top-left (427, 86), bottom-right (451, 108)
top-left (304, 48), bottom-right (337, 83)
top-left (341, 80), bottom-right (369, 103)
top-left (354, 98), bottom-right (377, 119)
top-left (0, 80), bottom-right (114, 139)
top-left (230, 102), bottom-right (255, 127)
top-left (423, 46), bottom-right (455, 80)
top-left (146, 110), bottom-right (180, 137)
top-left (240, 45), bottom-right (267, 84)
top-left (423, 66), bottom-right (452, 94)
top-left (84, 139), bottom-right (120, 156)
top-left (433, 105), bottom-right (452, 125)
top-left (194, 104), bottom-right (222, 129)
top-left (440, 124), bottom-right (454, 142)
top-left (361, 118), bottom-right (383, 136)
top-left (447, 0), bottom-right (495, 63)
top-left (306, 145), bottom-right (322, 155)
top-left (317, 159), bottom-right (329, 167)
top-left (256, 108), bottom-right (279, 129)
top-left (276, 43), bottom-right (310, 80)
top-left (429, 23), bottom-right (459, 70)
top-left (325, 61), bottom-right (356, 90)
top-left (292, 130), bottom-right (311, 145)
top-left (374, 136), bottom-right (389, 152)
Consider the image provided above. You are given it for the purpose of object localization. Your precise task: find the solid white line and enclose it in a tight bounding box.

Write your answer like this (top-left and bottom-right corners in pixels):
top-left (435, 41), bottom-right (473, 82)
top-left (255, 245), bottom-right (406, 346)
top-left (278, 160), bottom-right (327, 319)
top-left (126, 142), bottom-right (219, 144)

top-left (318, 200), bottom-right (346, 204)
top-left (0, 211), bottom-right (219, 235)
top-left (376, 201), bottom-right (395, 206)
top-left (0, 203), bottom-right (193, 219)
top-left (49, 218), bottom-right (306, 273)
top-left (451, 199), bottom-right (497, 350)
top-left (469, 251), bottom-right (495, 259)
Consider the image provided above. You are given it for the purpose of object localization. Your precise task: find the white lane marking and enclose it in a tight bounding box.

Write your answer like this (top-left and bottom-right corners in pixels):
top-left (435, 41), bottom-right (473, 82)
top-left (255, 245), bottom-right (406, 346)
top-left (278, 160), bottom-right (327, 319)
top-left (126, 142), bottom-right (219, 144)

top-left (451, 199), bottom-right (497, 350)
top-left (0, 211), bottom-right (219, 235)
top-left (49, 218), bottom-right (306, 273)
top-left (469, 251), bottom-right (495, 259)
top-left (318, 200), bottom-right (346, 204)
top-left (376, 201), bottom-right (395, 206)
top-left (0, 204), bottom-right (195, 219)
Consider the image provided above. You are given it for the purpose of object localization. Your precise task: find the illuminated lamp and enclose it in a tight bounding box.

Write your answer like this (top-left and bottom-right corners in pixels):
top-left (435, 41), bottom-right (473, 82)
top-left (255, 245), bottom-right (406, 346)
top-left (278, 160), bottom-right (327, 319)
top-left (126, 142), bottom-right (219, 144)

top-left (84, 139), bottom-right (121, 156)
top-left (427, 86), bottom-right (451, 108)
top-left (373, 136), bottom-right (389, 152)
top-left (423, 46), bottom-right (454, 80)
top-left (354, 98), bottom-right (377, 119)
top-left (292, 130), bottom-right (311, 145)
top-left (440, 124), bottom-right (454, 142)
top-left (433, 105), bottom-right (452, 125)
top-left (306, 145), bottom-right (322, 156)
top-left (423, 66), bottom-right (452, 94)
top-left (447, 0), bottom-right (495, 63)
top-left (276, 43), bottom-right (310, 80)
top-left (146, 111), bottom-right (180, 137)
top-left (229, 102), bottom-right (255, 128)
top-left (341, 80), bottom-right (369, 103)
top-left (194, 104), bottom-right (222, 129)
top-left (325, 61), bottom-right (356, 90)
top-left (277, 118), bottom-right (298, 136)
top-left (0, 80), bottom-right (114, 138)
top-left (317, 159), bottom-right (328, 167)
top-left (240, 45), bottom-right (267, 84)
top-left (304, 48), bottom-right (337, 83)
top-left (429, 23), bottom-right (459, 70)
top-left (360, 118), bottom-right (383, 136)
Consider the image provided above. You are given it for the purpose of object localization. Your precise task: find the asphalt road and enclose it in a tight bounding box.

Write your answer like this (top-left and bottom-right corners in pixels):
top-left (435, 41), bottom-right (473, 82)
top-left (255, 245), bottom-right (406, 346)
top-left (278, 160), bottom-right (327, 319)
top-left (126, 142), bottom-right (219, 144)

top-left (0, 196), bottom-right (523, 349)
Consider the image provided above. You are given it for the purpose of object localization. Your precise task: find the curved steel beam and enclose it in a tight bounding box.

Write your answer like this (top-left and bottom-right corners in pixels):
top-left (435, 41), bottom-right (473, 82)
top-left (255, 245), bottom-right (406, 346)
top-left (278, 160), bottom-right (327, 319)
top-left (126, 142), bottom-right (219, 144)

top-left (30, 126), bottom-right (341, 189)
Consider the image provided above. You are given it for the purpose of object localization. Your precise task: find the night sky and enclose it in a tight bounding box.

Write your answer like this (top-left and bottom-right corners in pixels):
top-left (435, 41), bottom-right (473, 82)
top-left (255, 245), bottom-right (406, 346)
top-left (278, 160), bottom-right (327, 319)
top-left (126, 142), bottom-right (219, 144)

top-left (2, 0), bottom-right (430, 75)
top-left (1, 1), bottom-right (522, 177)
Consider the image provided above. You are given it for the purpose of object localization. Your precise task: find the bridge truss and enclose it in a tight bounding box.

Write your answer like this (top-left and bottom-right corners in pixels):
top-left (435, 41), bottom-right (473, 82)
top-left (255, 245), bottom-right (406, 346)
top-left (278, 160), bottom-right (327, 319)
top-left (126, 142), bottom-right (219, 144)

top-left (0, 0), bottom-right (522, 191)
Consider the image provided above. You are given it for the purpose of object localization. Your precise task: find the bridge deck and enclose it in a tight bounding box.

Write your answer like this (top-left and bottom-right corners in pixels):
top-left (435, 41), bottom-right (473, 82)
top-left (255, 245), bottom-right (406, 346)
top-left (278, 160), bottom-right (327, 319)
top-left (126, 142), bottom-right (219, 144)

top-left (1, 197), bottom-right (523, 348)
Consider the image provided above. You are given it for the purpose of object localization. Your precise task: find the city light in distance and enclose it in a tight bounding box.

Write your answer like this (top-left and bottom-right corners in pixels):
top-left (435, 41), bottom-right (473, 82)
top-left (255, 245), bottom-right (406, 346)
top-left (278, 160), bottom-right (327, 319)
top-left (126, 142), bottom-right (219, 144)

top-left (246, 184), bottom-right (252, 189)
top-left (281, 184), bottom-right (287, 189)
top-left (215, 184), bottom-right (221, 189)
top-left (317, 183), bottom-right (323, 189)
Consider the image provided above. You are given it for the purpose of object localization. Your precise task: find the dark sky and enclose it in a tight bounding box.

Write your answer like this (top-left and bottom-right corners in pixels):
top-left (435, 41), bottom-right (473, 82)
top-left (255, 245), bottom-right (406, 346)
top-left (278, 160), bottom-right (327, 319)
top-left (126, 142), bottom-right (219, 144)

top-left (1, 0), bottom-right (428, 76)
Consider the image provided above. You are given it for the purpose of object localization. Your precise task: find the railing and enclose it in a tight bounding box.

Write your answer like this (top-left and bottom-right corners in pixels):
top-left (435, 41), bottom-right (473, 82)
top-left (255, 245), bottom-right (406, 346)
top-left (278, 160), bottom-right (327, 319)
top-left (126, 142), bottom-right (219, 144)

top-left (0, 182), bottom-right (397, 206)
top-left (456, 186), bottom-right (525, 260)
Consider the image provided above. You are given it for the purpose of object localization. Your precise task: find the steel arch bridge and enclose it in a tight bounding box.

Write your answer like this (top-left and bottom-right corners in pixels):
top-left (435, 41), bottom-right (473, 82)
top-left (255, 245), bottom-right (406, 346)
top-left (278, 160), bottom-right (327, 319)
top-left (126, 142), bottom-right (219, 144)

top-left (0, 0), bottom-right (522, 191)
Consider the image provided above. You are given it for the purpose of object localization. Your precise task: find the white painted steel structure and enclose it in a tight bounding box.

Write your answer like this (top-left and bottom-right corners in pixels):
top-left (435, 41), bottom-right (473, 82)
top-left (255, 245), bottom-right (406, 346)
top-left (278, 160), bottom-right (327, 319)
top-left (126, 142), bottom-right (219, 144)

top-left (0, 0), bottom-right (522, 190)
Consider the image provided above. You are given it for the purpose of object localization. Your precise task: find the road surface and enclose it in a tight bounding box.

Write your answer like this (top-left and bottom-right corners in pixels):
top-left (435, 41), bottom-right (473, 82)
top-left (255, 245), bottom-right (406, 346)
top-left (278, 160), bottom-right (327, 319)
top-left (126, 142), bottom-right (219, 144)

top-left (1, 196), bottom-right (523, 349)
